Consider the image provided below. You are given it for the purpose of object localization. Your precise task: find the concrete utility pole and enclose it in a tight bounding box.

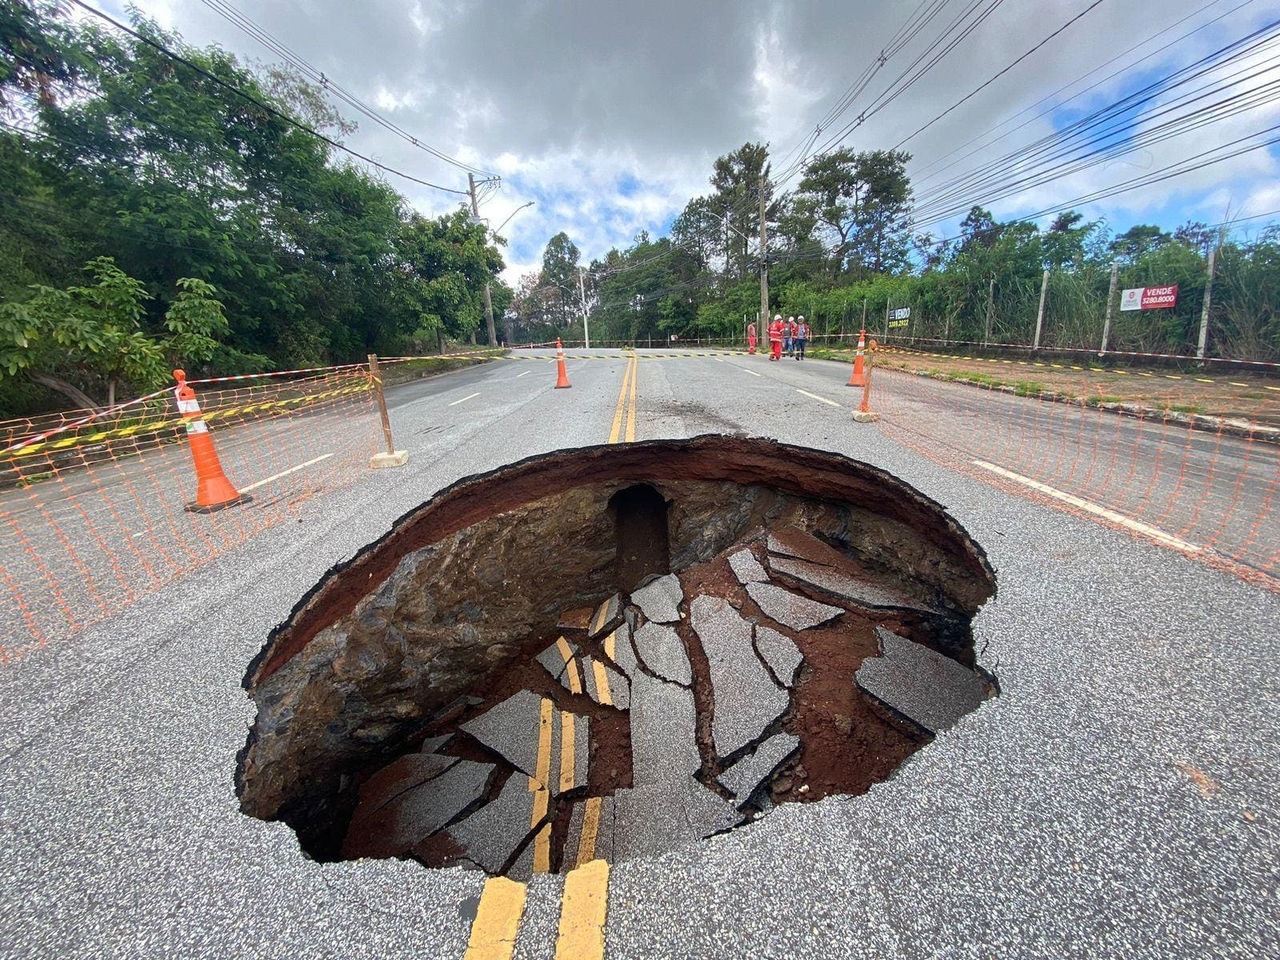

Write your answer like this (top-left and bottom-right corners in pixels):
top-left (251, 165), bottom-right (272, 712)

top-left (1099, 262), bottom-right (1119, 356)
top-left (577, 266), bottom-right (591, 349)
top-left (1033, 268), bottom-right (1050, 350)
top-left (468, 173), bottom-right (498, 348)
top-left (759, 173), bottom-right (769, 326)
top-left (985, 276), bottom-right (995, 346)
top-left (1196, 245), bottom-right (1217, 361)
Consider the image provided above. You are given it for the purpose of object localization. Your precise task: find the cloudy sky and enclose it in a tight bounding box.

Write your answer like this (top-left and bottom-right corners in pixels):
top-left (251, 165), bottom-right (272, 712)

top-left (101, 0), bottom-right (1280, 282)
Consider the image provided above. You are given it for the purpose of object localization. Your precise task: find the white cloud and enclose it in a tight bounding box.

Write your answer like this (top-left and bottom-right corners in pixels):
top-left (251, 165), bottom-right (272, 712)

top-left (118, 0), bottom-right (1277, 270)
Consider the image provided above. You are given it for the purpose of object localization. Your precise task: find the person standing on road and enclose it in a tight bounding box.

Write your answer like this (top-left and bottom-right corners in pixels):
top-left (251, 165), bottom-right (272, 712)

top-left (768, 315), bottom-right (783, 360)
top-left (783, 316), bottom-right (794, 357)
top-left (747, 320), bottom-right (757, 355)
top-left (795, 316), bottom-right (809, 360)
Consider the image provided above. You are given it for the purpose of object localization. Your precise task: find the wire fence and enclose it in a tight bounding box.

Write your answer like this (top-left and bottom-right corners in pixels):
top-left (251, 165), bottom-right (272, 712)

top-left (792, 255), bottom-right (1280, 368)
top-left (0, 364), bottom-right (385, 661)
top-left (870, 364), bottom-right (1280, 590)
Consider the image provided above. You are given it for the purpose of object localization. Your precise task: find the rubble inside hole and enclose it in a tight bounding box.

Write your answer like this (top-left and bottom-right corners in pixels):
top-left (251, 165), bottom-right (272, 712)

top-left (236, 436), bottom-right (997, 875)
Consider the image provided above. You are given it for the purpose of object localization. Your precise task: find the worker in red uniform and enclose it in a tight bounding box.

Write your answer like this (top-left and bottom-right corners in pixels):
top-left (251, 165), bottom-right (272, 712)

top-left (746, 320), bottom-right (757, 354)
top-left (768, 315), bottom-right (784, 360)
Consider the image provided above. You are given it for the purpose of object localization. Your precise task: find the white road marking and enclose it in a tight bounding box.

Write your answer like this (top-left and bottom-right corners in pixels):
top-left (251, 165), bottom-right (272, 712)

top-left (241, 453), bottom-right (334, 493)
top-left (516, 370), bottom-right (531, 378)
top-left (449, 392), bottom-right (481, 406)
top-left (971, 460), bottom-right (1201, 554)
top-left (796, 389), bottom-right (841, 408)
top-left (742, 368), bottom-right (762, 378)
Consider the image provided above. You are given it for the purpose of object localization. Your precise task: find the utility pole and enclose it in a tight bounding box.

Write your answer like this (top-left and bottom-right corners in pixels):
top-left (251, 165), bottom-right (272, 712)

top-left (577, 266), bottom-right (590, 349)
top-left (1033, 268), bottom-right (1050, 350)
top-left (468, 173), bottom-right (498, 348)
top-left (1196, 245), bottom-right (1217, 361)
top-left (1099, 262), bottom-right (1119, 356)
top-left (758, 173), bottom-right (769, 327)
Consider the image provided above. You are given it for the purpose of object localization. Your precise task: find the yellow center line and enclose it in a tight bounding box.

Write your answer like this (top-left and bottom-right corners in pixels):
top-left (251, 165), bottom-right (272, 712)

top-left (556, 637), bottom-right (583, 694)
top-left (463, 877), bottom-right (527, 960)
top-left (607, 354), bottom-right (636, 444)
top-left (1194, 377), bottom-right (1214, 383)
top-left (624, 356), bottom-right (638, 442)
top-left (559, 710), bottom-right (577, 794)
top-left (575, 797), bottom-right (604, 870)
top-left (468, 361), bottom-right (630, 957)
top-left (528, 694), bottom-right (554, 873)
top-left (531, 696), bottom-right (554, 790)
top-left (555, 860), bottom-right (610, 960)
top-left (1229, 381), bottom-right (1248, 387)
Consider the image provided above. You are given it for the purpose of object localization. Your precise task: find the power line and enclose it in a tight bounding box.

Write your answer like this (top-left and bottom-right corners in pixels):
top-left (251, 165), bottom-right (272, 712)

top-left (196, 0), bottom-right (493, 179)
top-left (910, 0), bottom-right (1256, 183)
top-left (65, 0), bottom-right (469, 197)
top-left (908, 20), bottom-right (1280, 226)
top-left (892, 0), bottom-right (1109, 150)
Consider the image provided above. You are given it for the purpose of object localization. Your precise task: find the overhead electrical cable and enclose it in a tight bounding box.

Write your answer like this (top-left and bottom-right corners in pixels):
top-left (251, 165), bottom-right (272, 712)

top-left (196, 0), bottom-right (493, 180)
top-left (65, 0), bottom-right (469, 196)
top-left (908, 20), bottom-right (1280, 226)
top-left (911, 0), bottom-right (1254, 182)
top-left (892, 0), bottom-right (1109, 150)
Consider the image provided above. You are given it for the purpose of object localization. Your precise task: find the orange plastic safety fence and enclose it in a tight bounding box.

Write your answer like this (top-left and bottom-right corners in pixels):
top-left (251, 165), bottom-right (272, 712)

top-left (871, 367), bottom-right (1280, 591)
top-left (0, 367), bottom-right (382, 662)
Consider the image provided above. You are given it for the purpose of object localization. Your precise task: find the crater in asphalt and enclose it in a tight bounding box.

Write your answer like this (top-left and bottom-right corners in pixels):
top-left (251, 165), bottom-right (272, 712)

top-left (236, 437), bottom-right (997, 877)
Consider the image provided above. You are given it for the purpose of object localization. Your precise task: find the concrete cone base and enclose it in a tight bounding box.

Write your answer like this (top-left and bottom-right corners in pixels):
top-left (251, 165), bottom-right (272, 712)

top-left (370, 450), bottom-right (410, 469)
top-left (852, 411), bottom-right (881, 423)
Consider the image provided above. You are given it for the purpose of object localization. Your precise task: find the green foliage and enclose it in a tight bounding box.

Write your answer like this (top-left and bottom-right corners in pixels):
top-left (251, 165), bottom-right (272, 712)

top-left (797, 148), bottom-right (913, 278)
top-left (0, 256), bottom-right (231, 408)
top-left (0, 3), bottom-right (511, 414)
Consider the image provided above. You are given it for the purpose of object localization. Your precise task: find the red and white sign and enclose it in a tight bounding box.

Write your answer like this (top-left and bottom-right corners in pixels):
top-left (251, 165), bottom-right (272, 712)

top-left (1120, 285), bottom-right (1179, 311)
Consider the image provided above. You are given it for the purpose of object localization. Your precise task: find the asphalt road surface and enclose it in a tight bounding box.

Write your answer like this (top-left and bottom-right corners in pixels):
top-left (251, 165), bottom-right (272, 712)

top-left (1, 349), bottom-right (1276, 959)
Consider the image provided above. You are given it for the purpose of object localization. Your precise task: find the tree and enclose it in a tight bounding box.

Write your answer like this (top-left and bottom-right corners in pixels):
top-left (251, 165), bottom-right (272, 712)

top-left (959, 206), bottom-right (1002, 252)
top-left (797, 148), bottom-right (913, 279)
top-left (541, 232), bottom-right (581, 328)
top-left (709, 142), bottom-right (770, 280)
top-left (0, 257), bottom-right (228, 409)
top-left (393, 210), bottom-right (500, 351)
top-left (1109, 224), bottom-right (1171, 264)
top-left (1041, 211), bottom-right (1096, 270)
top-left (0, 0), bottom-right (79, 110)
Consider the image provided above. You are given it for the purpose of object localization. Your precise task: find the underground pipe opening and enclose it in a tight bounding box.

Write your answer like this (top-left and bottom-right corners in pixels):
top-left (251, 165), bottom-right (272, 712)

top-left (236, 437), bottom-right (997, 877)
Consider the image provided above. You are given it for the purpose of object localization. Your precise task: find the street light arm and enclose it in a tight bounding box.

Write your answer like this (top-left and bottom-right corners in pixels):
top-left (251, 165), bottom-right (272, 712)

top-left (494, 201), bottom-right (535, 237)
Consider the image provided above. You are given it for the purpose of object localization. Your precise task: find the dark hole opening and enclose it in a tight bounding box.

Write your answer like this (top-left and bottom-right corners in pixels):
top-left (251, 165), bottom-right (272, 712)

top-left (610, 483), bottom-right (670, 592)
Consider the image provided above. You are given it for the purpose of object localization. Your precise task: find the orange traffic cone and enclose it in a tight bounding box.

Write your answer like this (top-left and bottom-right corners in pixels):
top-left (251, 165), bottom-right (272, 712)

top-left (173, 369), bottom-right (250, 513)
top-left (853, 358), bottom-right (880, 423)
top-left (554, 338), bottom-right (572, 389)
top-left (847, 328), bottom-right (867, 387)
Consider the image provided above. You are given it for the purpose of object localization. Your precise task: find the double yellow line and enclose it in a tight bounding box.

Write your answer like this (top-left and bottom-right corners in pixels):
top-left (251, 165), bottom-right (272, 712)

top-left (607, 353), bottom-right (638, 444)
top-left (465, 354), bottom-right (638, 960)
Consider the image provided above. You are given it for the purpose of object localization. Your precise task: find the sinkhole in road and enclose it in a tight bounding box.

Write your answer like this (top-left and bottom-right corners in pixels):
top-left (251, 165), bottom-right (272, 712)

top-left (237, 436), bottom-right (997, 878)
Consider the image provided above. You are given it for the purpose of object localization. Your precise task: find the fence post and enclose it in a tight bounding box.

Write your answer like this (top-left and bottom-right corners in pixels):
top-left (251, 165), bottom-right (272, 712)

top-left (984, 277), bottom-right (995, 346)
top-left (1099, 262), bottom-right (1118, 356)
top-left (884, 299), bottom-right (891, 339)
top-left (368, 354), bottom-right (408, 468)
top-left (1196, 246), bottom-right (1217, 361)
top-left (1033, 268), bottom-right (1050, 350)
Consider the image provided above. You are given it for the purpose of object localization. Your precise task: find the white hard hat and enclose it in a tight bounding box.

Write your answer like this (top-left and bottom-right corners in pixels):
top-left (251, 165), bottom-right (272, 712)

top-left (774, 314), bottom-right (781, 320)
top-left (798, 315), bottom-right (804, 320)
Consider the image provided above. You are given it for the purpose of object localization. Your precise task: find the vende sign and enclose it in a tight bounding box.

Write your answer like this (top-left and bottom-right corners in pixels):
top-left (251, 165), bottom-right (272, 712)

top-left (1120, 285), bottom-right (1179, 311)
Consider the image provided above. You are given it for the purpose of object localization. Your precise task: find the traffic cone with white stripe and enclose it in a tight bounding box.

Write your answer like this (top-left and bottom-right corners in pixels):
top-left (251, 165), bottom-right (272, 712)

top-left (847, 329), bottom-right (867, 387)
top-left (173, 369), bottom-right (250, 513)
top-left (554, 338), bottom-right (572, 389)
